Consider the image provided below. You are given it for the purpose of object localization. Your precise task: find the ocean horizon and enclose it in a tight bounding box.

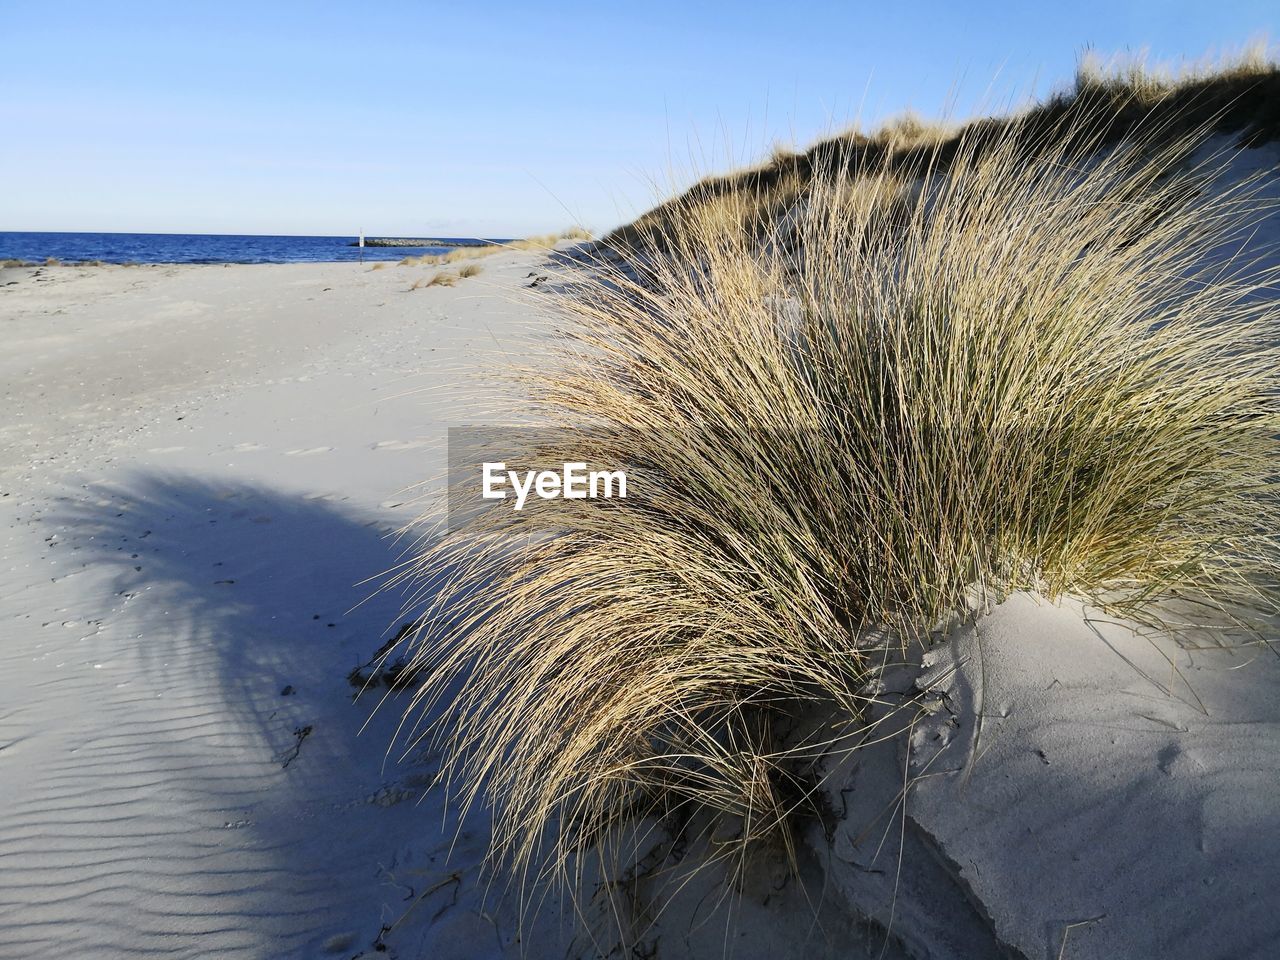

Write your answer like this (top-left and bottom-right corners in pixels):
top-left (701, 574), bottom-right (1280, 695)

top-left (0, 230), bottom-right (513, 265)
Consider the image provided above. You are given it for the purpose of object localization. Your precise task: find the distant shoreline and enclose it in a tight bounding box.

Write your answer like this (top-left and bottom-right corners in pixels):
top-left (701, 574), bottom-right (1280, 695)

top-left (352, 237), bottom-right (505, 248)
top-left (0, 231), bottom-right (515, 265)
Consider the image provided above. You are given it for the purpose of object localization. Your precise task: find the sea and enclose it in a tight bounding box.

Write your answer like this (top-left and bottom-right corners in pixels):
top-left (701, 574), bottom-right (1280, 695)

top-left (0, 232), bottom-right (511, 265)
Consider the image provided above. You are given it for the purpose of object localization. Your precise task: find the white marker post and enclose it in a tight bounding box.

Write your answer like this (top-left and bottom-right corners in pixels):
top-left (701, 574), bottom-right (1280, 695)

top-left (358, 229), bottom-right (364, 264)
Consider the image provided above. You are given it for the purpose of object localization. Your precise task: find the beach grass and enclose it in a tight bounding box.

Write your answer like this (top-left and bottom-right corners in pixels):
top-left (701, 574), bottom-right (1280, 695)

top-left (396, 61), bottom-right (1280, 906)
top-left (410, 270), bottom-right (458, 289)
top-left (609, 47), bottom-right (1279, 253)
top-left (398, 228), bottom-right (591, 269)
top-left (442, 227), bottom-right (593, 261)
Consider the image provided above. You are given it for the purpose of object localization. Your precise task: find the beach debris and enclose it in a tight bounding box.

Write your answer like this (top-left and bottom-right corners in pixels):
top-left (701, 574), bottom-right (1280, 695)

top-left (347, 620), bottom-right (423, 691)
top-left (277, 724), bottom-right (313, 769)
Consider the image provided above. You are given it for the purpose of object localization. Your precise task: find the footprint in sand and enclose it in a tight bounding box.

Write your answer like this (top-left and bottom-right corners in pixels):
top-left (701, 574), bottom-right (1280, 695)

top-left (231, 442), bottom-right (267, 452)
top-left (371, 439), bottom-right (429, 451)
top-left (284, 446), bottom-right (333, 456)
top-left (146, 446), bottom-right (185, 454)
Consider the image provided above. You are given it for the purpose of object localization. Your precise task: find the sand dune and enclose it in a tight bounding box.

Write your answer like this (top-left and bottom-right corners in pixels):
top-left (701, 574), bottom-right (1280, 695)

top-left (909, 596), bottom-right (1280, 959)
top-left (817, 595), bottom-right (1280, 960)
top-left (3, 156), bottom-right (1280, 958)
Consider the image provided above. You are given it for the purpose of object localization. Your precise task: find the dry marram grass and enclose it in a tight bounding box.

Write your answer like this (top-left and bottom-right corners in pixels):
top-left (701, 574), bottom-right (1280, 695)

top-left (391, 104), bottom-right (1280, 911)
top-left (397, 228), bottom-right (592, 268)
top-left (408, 271), bottom-right (459, 290)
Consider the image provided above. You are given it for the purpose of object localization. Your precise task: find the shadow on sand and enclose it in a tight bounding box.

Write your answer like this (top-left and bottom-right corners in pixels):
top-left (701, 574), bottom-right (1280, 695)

top-left (50, 471), bottom-right (907, 959)
top-left (49, 472), bottom-right (515, 958)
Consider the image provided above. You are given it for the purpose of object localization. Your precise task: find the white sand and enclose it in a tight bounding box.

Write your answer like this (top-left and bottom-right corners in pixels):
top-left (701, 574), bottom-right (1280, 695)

top-left (913, 596), bottom-right (1280, 958)
top-left (818, 596), bottom-right (1280, 959)
top-left (0, 254), bottom-right (562, 958)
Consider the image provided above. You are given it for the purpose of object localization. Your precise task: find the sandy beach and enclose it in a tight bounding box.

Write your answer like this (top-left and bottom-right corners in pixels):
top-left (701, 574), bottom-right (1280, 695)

top-left (0, 254), bottom-right (557, 958)
top-left (6, 9), bottom-right (1280, 956)
top-left (3, 253), bottom-right (902, 959)
top-left (3, 253), bottom-right (896, 959)
top-left (4, 202), bottom-right (1279, 958)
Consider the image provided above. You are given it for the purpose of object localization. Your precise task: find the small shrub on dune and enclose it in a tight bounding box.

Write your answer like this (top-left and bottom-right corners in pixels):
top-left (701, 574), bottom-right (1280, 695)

top-left (456, 263), bottom-right (483, 278)
top-left (398, 109), bottom-right (1280, 903)
top-left (408, 271), bottom-right (458, 290)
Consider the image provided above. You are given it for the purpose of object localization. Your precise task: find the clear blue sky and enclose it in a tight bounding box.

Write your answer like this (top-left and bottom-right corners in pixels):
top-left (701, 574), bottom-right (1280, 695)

top-left (1, 1), bottom-right (1274, 237)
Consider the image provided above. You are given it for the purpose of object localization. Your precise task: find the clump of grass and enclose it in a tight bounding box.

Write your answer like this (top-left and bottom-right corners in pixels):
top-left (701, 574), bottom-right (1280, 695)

top-left (398, 105), bottom-right (1280, 908)
top-left (369, 262), bottom-right (388, 271)
top-left (448, 243), bottom-right (516, 263)
top-left (456, 262), bottom-right (483, 278)
top-left (410, 270), bottom-right (459, 290)
top-left (1, 258), bottom-right (32, 268)
top-left (440, 246), bottom-right (496, 263)
top-left (871, 109), bottom-right (955, 147)
top-left (431, 228), bottom-right (595, 265)
top-left (1074, 40), bottom-right (1273, 105)
top-left (44, 257), bottom-right (61, 266)
top-left (401, 253), bottom-right (443, 266)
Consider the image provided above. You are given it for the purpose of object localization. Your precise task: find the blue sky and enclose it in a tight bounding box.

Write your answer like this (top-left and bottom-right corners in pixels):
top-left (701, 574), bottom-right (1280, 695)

top-left (1, 1), bottom-right (1274, 237)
